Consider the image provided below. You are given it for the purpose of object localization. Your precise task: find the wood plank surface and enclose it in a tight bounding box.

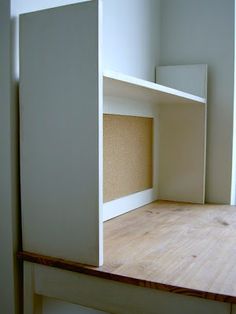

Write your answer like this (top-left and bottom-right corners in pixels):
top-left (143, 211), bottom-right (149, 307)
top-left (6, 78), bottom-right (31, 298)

top-left (18, 201), bottom-right (236, 304)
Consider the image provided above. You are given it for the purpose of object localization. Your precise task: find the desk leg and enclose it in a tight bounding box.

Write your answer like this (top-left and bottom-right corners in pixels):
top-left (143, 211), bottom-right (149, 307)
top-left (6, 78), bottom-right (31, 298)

top-left (24, 262), bottom-right (42, 314)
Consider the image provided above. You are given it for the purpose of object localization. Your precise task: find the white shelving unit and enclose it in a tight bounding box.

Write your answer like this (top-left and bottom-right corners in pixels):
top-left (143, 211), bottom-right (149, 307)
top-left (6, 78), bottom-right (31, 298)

top-left (20, 0), bottom-right (207, 266)
top-left (104, 70), bottom-right (206, 105)
top-left (103, 69), bottom-right (207, 221)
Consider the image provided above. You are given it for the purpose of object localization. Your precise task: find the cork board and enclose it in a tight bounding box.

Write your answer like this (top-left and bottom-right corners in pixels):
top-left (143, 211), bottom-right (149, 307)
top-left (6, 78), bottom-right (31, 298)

top-left (103, 114), bottom-right (153, 202)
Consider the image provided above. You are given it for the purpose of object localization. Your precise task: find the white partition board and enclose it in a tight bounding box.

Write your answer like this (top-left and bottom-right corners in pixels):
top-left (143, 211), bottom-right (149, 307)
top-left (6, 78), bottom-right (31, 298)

top-left (104, 70), bottom-right (206, 105)
top-left (33, 264), bottom-right (230, 314)
top-left (156, 64), bottom-right (208, 98)
top-left (158, 102), bottom-right (206, 203)
top-left (20, 0), bottom-right (103, 266)
top-left (156, 64), bottom-right (207, 203)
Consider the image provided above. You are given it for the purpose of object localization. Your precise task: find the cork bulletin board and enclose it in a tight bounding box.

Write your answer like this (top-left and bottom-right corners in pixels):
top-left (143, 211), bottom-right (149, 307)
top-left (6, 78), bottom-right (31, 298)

top-left (103, 114), bottom-right (153, 202)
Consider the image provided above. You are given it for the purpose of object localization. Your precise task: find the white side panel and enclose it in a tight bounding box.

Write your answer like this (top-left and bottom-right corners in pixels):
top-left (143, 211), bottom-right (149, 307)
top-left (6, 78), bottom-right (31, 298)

top-left (0, 1), bottom-right (20, 314)
top-left (156, 64), bottom-right (208, 98)
top-left (156, 65), bottom-right (207, 203)
top-left (103, 0), bottom-right (160, 82)
top-left (24, 262), bottom-right (43, 314)
top-left (103, 96), bottom-right (159, 117)
top-left (34, 265), bottom-right (230, 314)
top-left (230, 1), bottom-right (236, 205)
top-left (43, 297), bottom-right (108, 314)
top-left (159, 102), bottom-right (206, 204)
top-left (103, 189), bottom-right (155, 221)
top-left (232, 305), bottom-right (236, 314)
top-left (20, 0), bottom-right (103, 266)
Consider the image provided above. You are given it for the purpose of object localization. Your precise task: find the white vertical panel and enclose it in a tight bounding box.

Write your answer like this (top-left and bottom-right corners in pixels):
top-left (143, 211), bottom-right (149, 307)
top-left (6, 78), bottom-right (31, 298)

top-left (0, 1), bottom-right (20, 313)
top-left (156, 64), bottom-right (207, 98)
top-left (23, 262), bottom-right (43, 314)
top-left (230, 0), bottom-right (236, 205)
top-left (159, 102), bottom-right (206, 203)
top-left (34, 265), bottom-right (230, 314)
top-left (156, 64), bottom-right (207, 203)
top-left (20, 0), bottom-right (103, 266)
top-left (43, 297), bottom-right (109, 314)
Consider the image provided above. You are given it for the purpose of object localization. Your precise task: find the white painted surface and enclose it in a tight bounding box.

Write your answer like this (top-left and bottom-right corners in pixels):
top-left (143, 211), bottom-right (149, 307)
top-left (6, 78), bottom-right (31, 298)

top-left (10, 1), bottom-right (235, 313)
top-left (156, 64), bottom-right (208, 98)
top-left (103, 189), bottom-right (156, 221)
top-left (158, 102), bottom-right (206, 203)
top-left (11, 0), bottom-right (84, 79)
top-left (104, 96), bottom-right (159, 117)
top-left (24, 262), bottom-right (42, 314)
top-left (43, 297), bottom-right (109, 314)
top-left (160, 0), bottom-right (234, 203)
top-left (104, 71), bottom-right (206, 204)
top-left (0, 1), bottom-right (20, 314)
top-left (12, 0), bottom-right (81, 13)
top-left (230, 2), bottom-right (236, 205)
top-left (103, 0), bottom-right (160, 82)
top-left (33, 264), bottom-right (230, 314)
top-left (20, 1), bottom-right (103, 266)
top-left (156, 64), bottom-right (207, 203)
top-left (232, 304), bottom-right (236, 314)
top-left (12, 0), bottom-right (161, 83)
top-left (104, 70), bottom-right (206, 105)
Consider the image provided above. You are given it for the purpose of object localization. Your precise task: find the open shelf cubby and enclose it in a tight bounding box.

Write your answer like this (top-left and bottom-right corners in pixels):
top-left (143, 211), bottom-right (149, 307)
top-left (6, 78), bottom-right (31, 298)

top-left (20, 0), bottom-right (207, 266)
top-left (103, 69), bottom-right (207, 221)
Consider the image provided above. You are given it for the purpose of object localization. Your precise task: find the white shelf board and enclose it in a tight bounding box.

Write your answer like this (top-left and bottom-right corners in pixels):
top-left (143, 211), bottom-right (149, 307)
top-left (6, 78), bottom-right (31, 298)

top-left (103, 70), bottom-right (206, 106)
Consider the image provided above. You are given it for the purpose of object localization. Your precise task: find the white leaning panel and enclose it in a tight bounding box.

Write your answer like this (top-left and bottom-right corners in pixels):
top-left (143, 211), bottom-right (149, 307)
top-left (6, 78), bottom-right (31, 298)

top-left (156, 64), bottom-right (207, 98)
top-left (156, 64), bottom-right (207, 204)
top-left (20, 0), bottom-right (103, 266)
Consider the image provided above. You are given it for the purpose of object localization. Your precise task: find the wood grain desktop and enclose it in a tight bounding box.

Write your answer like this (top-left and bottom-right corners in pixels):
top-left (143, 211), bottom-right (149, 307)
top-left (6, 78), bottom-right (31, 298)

top-left (18, 201), bottom-right (236, 304)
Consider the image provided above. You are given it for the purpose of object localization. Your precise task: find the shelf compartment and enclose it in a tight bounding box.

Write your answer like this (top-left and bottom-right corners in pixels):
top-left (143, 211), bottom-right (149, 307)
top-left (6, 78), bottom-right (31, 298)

top-left (104, 70), bottom-right (206, 105)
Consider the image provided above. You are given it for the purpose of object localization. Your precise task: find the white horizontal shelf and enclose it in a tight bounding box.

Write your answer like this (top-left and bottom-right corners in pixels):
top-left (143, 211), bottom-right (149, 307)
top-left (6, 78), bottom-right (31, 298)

top-left (103, 70), bottom-right (206, 105)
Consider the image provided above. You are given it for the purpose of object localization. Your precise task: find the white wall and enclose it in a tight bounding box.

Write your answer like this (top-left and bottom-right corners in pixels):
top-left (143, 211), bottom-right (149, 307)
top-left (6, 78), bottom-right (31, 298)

top-left (0, 0), bottom-right (21, 313)
top-left (159, 0), bottom-right (235, 204)
top-left (103, 0), bottom-right (160, 81)
top-left (231, 1), bottom-right (236, 205)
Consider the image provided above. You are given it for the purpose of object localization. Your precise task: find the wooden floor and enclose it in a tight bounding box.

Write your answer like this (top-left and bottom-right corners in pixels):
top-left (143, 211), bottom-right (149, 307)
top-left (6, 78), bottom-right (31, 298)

top-left (18, 201), bottom-right (236, 303)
